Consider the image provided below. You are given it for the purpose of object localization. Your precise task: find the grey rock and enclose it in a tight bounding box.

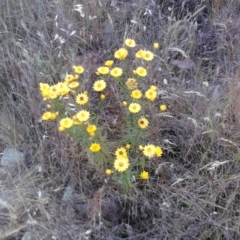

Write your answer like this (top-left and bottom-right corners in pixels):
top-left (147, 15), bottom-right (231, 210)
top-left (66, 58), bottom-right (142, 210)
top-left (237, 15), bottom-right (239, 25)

top-left (22, 231), bottom-right (32, 240)
top-left (62, 184), bottom-right (83, 203)
top-left (1, 147), bottom-right (25, 167)
top-left (62, 184), bottom-right (75, 202)
top-left (0, 188), bottom-right (17, 211)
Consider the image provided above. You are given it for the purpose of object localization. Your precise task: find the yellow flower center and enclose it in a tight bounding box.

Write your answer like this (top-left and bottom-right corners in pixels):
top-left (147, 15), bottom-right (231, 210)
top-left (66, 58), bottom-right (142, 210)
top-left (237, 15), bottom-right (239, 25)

top-left (147, 147), bottom-right (152, 153)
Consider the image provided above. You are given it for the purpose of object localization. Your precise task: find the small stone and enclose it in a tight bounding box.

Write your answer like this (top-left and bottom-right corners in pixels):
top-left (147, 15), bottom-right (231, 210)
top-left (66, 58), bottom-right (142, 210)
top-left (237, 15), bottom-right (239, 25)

top-left (163, 78), bottom-right (168, 85)
top-left (62, 184), bottom-right (75, 202)
top-left (22, 232), bottom-right (31, 240)
top-left (1, 147), bottom-right (25, 167)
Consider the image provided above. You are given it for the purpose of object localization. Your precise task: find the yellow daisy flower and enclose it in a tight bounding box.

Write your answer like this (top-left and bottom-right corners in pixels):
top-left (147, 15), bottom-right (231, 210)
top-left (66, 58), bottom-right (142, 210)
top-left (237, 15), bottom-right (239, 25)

top-left (105, 60), bottom-right (114, 67)
top-left (73, 74), bottom-right (79, 80)
top-left (50, 112), bottom-right (59, 120)
top-left (138, 117), bottom-right (149, 129)
top-left (125, 78), bottom-right (138, 90)
top-left (122, 101), bottom-right (128, 106)
top-left (114, 48), bottom-right (128, 60)
top-left (100, 93), bottom-right (105, 100)
top-left (159, 104), bottom-right (167, 111)
top-left (68, 81), bottom-right (79, 89)
top-left (48, 86), bottom-right (58, 99)
top-left (130, 89), bottom-right (142, 99)
top-left (153, 42), bottom-right (159, 49)
top-left (139, 145), bottom-right (144, 151)
top-left (145, 89), bottom-right (157, 102)
top-left (86, 124), bottom-right (97, 134)
top-left (142, 50), bottom-right (154, 61)
top-left (39, 83), bottom-right (50, 92)
top-left (125, 144), bottom-right (131, 149)
top-left (155, 146), bottom-right (163, 157)
top-left (58, 126), bottom-right (65, 132)
top-left (56, 82), bottom-right (70, 96)
top-left (114, 158), bottom-right (129, 172)
top-left (135, 49), bottom-right (144, 58)
top-left (72, 115), bottom-right (82, 125)
top-left (140, 171), bottom-right (149, 180)
top-left (72, 65), bottom-right (84, 74)
top-left (150, 85), bottom-right (157, 91)
top-left (93, 80), bottom-right (107, 92)
top-left (128, 103), bottom-right (141, 113)
top-left (105, 169), bottom-right (113, 176)
top-left (89, 143), bottom-right (101, 152)
top-left (143, 144), bottom-right (156, 158)
top-left (124, 38), bottom-right (136, 47)
top-left (42, 112), bottom-right (52, 121)
top-left (40, 89), bottom-right (50, 98)
top-left (76, 93), bottom-right (89, 105)
top-left (59, 117), bottom-right (73, 129)
top-left (97, 66), bottom-right (110, 75)
top-left (110, 67), bottom-right (123, 78)
top-left (133, 67), bottom-right (147, 77)
top-left (64, 74), bottom-right (75, 84)
top-left (115, 147), bottom-right (128, 159)
top-left (76, 110), bottom-right (90, 122)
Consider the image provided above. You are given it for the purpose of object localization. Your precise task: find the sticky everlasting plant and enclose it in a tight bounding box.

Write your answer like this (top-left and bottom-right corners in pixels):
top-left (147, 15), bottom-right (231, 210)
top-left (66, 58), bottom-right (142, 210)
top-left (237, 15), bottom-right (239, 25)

top-left (39, 39), bottom-right (166, 190)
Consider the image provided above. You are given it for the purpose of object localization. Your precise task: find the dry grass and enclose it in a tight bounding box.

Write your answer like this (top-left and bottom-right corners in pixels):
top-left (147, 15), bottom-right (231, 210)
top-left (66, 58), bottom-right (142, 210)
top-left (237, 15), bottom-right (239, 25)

top-left (1, 0), bottom-right (240, 239)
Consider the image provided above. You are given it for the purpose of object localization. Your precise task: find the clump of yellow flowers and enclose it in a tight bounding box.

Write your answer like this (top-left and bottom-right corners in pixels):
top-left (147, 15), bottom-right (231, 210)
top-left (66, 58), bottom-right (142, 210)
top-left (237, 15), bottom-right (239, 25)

top-left (39, 38), bottom-right (167, 190)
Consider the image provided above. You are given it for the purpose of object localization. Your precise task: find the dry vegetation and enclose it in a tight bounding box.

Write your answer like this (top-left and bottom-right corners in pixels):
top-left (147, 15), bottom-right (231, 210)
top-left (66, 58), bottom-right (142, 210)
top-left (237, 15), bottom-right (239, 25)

top-left (1, 0), bottom-right (240, 239)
